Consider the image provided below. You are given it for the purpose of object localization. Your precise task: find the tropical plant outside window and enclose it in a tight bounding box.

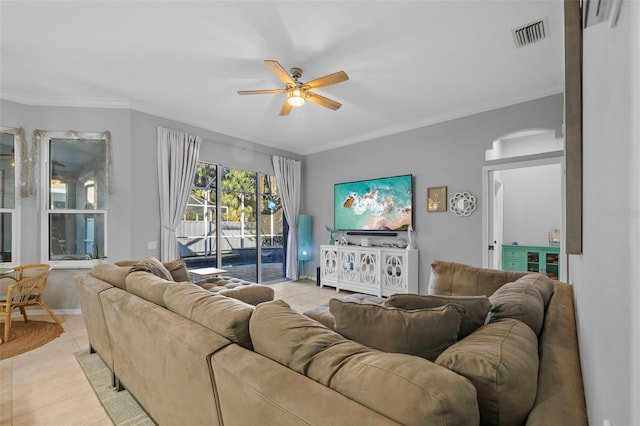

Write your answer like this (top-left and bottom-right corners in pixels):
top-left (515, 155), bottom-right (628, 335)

top-left (179, 162), bottom-right (285, 283)
top-left (39, 131), bottom-right (108, 267)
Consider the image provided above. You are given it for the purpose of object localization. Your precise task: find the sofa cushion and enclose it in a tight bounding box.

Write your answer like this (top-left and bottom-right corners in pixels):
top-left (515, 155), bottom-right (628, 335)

top-left (303, 294), bottom-right (386, 330)
top-left (125, 271), bottom-right (173, 307)
top-left (205, 284), bottom-right (274, 306)
top-left (487, 281), bottom-right (545, 336)
top-left (303, 304), bottom-right (335, 329)
top-left (429, 260), bottom-right (527, 297)
top-left (385, 293), bottom-right (491, 338)
top-left (436, 319), bottom-right (539, 426)
top-left (162, 258), bottom-right (190, 282)
top-left (251, 299), bottom-right (344, 371)
top-left (250, 299), bottom-right (480, 426)
top-left (130, 257), bottom-right (173, 281)
top-left (330, 298), bottom-right (463, 361)
top-left (164, 283), bottom-right (254, 349)
top-left (515, 273), bottom-right (555, 310)
top-left (90, 263), bottom-right (130, 289)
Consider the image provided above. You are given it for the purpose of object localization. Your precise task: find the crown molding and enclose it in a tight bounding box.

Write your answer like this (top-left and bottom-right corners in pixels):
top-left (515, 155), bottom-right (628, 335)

top-left (299, 85), bottom-right (565, 156)
top-left (2, 84), bottom-right (564, 157)
top-left (0, 90), bottom-right (132, 109)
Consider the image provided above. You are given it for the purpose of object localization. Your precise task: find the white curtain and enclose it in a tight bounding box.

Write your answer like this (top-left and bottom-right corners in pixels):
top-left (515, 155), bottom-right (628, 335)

top-left (157, 127), bottom-right (202, 261)
top-left (272, 156), bottom-right (301, 279)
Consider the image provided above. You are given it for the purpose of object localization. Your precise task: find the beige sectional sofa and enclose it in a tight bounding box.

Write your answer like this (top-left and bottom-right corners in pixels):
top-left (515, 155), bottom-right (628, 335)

top-left (74, 259), bottom-right (587, 426)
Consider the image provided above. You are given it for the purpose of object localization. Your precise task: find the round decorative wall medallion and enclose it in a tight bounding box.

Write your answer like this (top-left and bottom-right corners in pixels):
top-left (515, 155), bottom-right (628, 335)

top-left (449, 192), bottom-right (477, 217)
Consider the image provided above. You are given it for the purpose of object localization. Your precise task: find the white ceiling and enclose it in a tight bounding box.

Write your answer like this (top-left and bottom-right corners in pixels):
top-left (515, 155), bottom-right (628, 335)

top-left (0, 1), bottom-right (564, 156)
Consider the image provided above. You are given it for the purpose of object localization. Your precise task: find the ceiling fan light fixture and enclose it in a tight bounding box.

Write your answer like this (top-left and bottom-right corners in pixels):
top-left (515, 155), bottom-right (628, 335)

top-left (287, 88), bottom-right (306, 107)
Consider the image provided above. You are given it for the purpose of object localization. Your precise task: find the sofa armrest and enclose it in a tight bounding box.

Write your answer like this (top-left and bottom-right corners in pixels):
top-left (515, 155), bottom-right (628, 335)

top-left (526, 283), bottom-right (588, 426)
top-left (100, 289), bottom-right (232, 426)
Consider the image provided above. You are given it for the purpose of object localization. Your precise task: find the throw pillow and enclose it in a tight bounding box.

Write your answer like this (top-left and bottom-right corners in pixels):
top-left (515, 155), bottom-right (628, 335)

top-left (436, 319), bottom-right (539, 426)
top-left (130, 257), bottom-right (173, 281)
top-left (515, 274), bottom-right (555, 310)
top-left (330, 298), bottom-right (463, 361)
top-left (385, 294), bottom-right (491, 339)
top-left (162, 258), bottom-right (190, 282)
top-left (486, 281), bottom-right (545, 336)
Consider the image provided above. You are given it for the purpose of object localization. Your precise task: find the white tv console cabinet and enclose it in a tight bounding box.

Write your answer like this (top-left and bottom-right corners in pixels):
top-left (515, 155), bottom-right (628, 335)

top-left (320, 244), bottom-right (419, 297)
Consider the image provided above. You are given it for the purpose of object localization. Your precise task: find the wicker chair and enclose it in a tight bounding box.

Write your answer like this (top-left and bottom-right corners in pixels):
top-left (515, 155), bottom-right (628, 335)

top-left (0, 264), bottom-right (59, 344)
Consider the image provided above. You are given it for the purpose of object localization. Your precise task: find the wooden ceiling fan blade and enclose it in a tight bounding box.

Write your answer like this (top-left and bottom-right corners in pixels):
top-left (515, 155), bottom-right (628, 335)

top-left (307, 93), bottom-right (342, 110)
top-left (305, 71), bottom-right (349, 90)
top-left (237, 89), bottom-right (286, 95)
top-left (279, 100), bottom-right (293, 116)
top-left (265, 60), bottom-right (296, 86)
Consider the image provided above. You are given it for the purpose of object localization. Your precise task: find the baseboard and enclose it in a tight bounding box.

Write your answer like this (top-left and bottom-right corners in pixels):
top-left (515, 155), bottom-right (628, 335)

top-left (8, 308), bottom-right (81, 318)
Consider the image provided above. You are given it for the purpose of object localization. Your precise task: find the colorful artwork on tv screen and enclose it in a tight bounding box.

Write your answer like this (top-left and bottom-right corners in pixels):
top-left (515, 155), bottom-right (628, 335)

top-left (334, 174), bottom-right (413, 231)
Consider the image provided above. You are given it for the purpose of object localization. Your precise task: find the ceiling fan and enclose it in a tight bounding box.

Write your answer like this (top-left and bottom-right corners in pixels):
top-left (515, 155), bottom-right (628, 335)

top-left (51, 160), bottom-right (66, 184)
top-left (238, 60), bottom-right (349, 116)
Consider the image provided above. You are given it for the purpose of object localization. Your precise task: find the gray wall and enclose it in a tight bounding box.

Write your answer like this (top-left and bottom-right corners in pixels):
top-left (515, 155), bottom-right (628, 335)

top-left (0, 100), bottom-right (133, 312)
top-left (568, 4), bottom-right (640, 425)
top-left (303, 94), bottom-right (563, 293)
top-left (0, 99), bottom-right (299, 311)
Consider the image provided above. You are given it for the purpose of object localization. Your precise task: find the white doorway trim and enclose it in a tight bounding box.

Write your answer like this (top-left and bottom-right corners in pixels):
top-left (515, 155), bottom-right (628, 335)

top-left (482, 153), bottom-right (566, 281)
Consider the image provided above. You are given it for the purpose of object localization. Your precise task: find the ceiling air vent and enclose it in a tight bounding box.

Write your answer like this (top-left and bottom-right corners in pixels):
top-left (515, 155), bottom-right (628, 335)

top-left (512, 18), bottom-right (549, 48)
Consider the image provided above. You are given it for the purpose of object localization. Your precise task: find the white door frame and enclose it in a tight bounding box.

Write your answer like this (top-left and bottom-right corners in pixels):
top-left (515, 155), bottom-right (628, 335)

top-left (490, 177), bottom-right (504, 270)
top-left (481, 153), bottom-right (566, 281)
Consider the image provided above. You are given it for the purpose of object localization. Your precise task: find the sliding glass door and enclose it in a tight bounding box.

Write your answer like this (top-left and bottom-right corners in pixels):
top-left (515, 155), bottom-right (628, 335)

top-left (220, 167), bottom-right (257, 282)
top-left (260, 175), bottom-right (285, 283)
top-left (179, 162), bottom-right (286, 283)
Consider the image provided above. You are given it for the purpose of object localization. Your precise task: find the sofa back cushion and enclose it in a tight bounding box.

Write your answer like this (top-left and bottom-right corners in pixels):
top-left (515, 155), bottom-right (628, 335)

top-left (515, 273), bottom-right (555, 310)
top-left (90, 263), bottom-right (130, 289)
top-left (164, 283), bottom-right (254, 349)
top-left (250, 299), bottom-right (480, 426)
top-left (162, 258), bottom-right (190, 282)
top-left (385, 294), bottom-right (491, 339)
top-left (125, 271), bottom-right (173, 307)
top-left (436, 319), bottom-right (539, 426)
top-left (429, 260), bottom-right (527, 296)
top-left (487, 281), bottom-right (545, 336)
top-left (212, 284), bottom-right (275, 306)
top-left (330, 298), bottom-right (463, 361)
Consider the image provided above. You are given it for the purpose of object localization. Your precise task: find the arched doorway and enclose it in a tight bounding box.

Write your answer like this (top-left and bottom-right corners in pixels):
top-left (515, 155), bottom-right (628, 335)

top-left (482, 129), bottom-right (566, 281)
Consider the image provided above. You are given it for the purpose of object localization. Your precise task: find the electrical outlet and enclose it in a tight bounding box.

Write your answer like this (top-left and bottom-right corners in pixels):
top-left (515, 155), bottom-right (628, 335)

top-left (147, 241), bottom-right (157, 250)
top-left (603, 419), bottom-right (613, 426)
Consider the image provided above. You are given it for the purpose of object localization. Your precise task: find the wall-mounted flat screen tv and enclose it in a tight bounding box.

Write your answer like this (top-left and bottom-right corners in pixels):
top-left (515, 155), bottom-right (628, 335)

top-left (334, 174), bottom-right (413, 232)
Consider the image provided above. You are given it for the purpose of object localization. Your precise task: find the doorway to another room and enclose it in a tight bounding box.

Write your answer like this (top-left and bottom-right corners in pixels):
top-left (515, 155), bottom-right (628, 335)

top-left (482, 129), bottom-right (566, 281)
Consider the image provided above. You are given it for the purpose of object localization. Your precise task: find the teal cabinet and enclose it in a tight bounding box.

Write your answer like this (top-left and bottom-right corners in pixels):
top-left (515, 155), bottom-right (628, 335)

top-left (502, 245), bottom-right (560, 280)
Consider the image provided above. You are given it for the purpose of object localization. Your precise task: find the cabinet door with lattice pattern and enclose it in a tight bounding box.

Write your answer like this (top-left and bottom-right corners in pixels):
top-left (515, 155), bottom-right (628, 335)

top-left (381, 251), bottom-right (408, 296)
top-left (320, 246), bottom-right (339, 288)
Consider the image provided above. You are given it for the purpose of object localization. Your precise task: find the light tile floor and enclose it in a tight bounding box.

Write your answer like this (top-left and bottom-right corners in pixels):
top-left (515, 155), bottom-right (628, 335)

top-left (0, 280), bottom-right (351, 425)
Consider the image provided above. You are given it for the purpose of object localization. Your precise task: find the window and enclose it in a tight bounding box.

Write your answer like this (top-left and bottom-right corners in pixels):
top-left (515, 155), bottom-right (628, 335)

top-left (0, 127), bottom-right (22, 266)
top-left (39, 131), bottom-right (109, 268)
